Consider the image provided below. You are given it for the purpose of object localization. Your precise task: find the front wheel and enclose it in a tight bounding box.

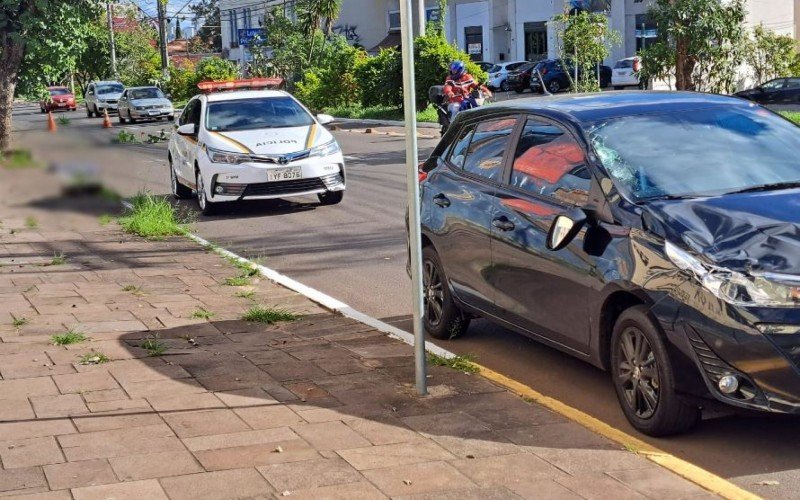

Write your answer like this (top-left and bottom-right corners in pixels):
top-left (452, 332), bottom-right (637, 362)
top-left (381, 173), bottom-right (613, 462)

top-left (119, 113), bottom-right (126, 124)
top-left (421, 246), bottom-right (470, 340)
top-left (86, 106), bottom-right (93, 118)
top-left (514, 87), bottom-right (525, 94)
top-left (548, 80), bottom-right (561, 94)
top-left (318, 190), bottom-right (344, 205)
top-left (196, 171), bottom-right (220, 215)
top-left (611, 305), bottom-right (700, 436)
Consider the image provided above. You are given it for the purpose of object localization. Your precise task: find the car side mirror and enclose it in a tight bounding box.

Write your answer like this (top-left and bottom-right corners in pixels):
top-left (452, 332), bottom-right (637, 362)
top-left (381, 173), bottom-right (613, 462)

top-left (176, 123), bottom-right (196, 136)
top-left (546, 209), bottom-right (588, 251)
top-left (166, 94), bottom-right (172, 100)
top-left (316, 113), bottom-right (334, 125)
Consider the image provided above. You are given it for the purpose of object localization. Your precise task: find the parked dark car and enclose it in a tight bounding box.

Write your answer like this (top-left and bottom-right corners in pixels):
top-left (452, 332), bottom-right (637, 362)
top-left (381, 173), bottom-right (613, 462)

top-left (506, 62), bottom-right (539, 94)
top-left (529, 59), bottom-right (611, 94)
top-left (735, 77), bottom-right (800, 105)
top-left (412, 91), bottom-right (800, 436)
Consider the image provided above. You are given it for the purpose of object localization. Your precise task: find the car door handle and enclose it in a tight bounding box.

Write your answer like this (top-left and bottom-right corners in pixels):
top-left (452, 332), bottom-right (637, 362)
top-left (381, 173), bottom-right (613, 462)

top-left (433, 193), bottom-right (450, 208)
top-left (492, 216), bottom-right (515, 231)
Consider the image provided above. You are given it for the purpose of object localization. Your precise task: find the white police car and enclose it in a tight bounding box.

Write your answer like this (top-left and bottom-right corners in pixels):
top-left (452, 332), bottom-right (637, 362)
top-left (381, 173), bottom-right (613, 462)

top-left (168, 79), bottom-right (345, 215)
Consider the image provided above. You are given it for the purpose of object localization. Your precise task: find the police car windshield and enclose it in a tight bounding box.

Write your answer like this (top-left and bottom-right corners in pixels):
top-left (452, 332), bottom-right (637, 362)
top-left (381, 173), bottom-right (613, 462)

top-left (206, 97), bottom-right (313, 132)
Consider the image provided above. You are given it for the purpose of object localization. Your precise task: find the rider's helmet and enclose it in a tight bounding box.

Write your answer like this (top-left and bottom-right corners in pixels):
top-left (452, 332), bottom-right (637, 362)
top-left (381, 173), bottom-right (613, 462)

top-left (449, 61), bottom-right (465, 79)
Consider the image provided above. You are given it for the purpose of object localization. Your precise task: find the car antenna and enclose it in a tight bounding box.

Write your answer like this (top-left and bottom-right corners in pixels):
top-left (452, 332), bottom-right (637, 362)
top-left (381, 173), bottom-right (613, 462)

top-left (537, 69), bottom-right (552, 96)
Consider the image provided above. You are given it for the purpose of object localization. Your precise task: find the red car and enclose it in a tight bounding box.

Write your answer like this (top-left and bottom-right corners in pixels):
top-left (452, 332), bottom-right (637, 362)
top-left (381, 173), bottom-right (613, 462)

top-left (40, 87), bottom-right (77, 113)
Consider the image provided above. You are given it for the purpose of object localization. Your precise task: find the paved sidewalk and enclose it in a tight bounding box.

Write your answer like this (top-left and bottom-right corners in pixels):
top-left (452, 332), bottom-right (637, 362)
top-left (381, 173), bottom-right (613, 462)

top-left (0, 165), bottom-right (713, 499)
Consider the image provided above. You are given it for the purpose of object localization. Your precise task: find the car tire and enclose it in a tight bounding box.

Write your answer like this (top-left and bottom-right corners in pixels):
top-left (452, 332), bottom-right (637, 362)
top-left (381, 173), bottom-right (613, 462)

top-left (500, 80), bottom-right (509, 92)
top-left (86, 106), bottom-right (93, 118)
top-left (196, 171), bottom-right (220, 215)
top-left (318, 190), bottom-right (344, 205)
top-left (170, 159), bottom-right (192, 199)
top-left (168, 115), bottom-right (175, 122)
top-left (118, 113), bottom-right (126, 124)
top-left (514, 87), bottom-right (525, 94)
top-left (548, 80), bottom-right (561, 93)
top-left (610, 305), bottom-right (700, 437)
top-left (128, 111), bottom-right (136, 124)
top-left (421, 246), bottom-right (471, 340)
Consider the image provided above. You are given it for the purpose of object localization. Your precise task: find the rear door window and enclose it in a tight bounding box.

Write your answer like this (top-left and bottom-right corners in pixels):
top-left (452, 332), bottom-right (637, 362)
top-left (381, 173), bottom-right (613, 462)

top-left (461, 117), bottom-right (518, 182)
top-left (448, 124), bottom-right (476, 169)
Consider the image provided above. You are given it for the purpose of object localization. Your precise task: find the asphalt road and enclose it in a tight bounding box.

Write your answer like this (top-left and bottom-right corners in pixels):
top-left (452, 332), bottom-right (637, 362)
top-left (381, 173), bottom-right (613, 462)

top-left (12, 102), bottom-right (800, 498)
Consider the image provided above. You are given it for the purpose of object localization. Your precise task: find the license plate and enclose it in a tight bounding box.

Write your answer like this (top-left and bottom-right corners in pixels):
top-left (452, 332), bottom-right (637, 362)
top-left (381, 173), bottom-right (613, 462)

top-left (57, 103), bottom-right (66, 107)
top-left (148, 110), bottom-right (159, 115)
top-left (267, 167), bottom-right (302, 182)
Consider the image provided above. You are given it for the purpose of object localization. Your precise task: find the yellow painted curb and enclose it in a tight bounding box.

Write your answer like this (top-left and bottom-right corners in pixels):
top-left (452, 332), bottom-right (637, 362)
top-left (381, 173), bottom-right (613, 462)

top-left (474, 363), bottom-right (761, 500)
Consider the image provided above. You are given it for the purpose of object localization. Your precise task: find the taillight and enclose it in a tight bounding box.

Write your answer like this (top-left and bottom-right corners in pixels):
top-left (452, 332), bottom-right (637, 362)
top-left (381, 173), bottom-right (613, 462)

top-left (541, 67), bottom-right (548, 76)
top-left (418, 161), bottom-right (428, 183)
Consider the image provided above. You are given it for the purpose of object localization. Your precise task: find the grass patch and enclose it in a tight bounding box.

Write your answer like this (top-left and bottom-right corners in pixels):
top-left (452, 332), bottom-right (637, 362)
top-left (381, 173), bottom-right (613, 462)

top-left (51, 328), bottom-right (88, 346)
top-left (235, 290), bottom-right (255, 300)
top-left (191, 307), bottom-right (215, 320)
top-left (780, 111), bottom-right (800, 125)
top-left (24, 216), bottom-right (38, 229)
top-left (12, 317), bottom-right (28, 328)
top-left (324, 104), bottom-right (438, 123)
top-left (112, 130), bottom-right (141, 144)
top-left (140, 334), bottom-right (167, 356)
top-left (224, 265), bottom-right (258, 287)
top-left (0, 149), bottom-right (40, 169)
top-left (119, 192), bottom-right (183, 240)
top-left (242, 305), bottom-right (298, 324)
top-left (224, 275), bottom-right (251, 286)
top-left (99, 214), bottom-right (114, 226)
top-left (39, 252), bottom-right (66, 267)
top-left (121, 284), bottom-right (145, 296)
top-left (427, 352), bottom-right (479, 373)
top-left (79, 351), bottom-right (110, 365)
top-left (57, 115), bottom-right (71, 126)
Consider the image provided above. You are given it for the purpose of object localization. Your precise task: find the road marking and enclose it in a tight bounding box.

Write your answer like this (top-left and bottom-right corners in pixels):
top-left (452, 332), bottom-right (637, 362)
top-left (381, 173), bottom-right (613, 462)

top-left (178, 228), bottom-right (759, 500)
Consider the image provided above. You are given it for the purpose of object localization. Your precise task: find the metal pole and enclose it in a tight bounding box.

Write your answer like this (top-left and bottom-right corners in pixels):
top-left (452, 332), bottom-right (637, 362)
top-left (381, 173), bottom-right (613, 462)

top-left (399, 0), bottom-right (427, 396)
top-left (106, 1), bottom-right (118, 78)
top-left (157, 0), bottom-right (169, 79)
top-left (417, 0), bottom-right (426, 36)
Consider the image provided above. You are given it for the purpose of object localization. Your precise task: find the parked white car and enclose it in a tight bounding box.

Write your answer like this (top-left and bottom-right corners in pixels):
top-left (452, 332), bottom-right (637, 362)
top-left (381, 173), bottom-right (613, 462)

top-left (84, 81), bottom-right (124, 117)
top-left (118, 86), bottom-right (174, 124)
top-left (487, 61), bottom-right (529, 91)
top-left (168, 81), bottom-right (345, 215)
top-left (611, 57), bottom-right (642, 89)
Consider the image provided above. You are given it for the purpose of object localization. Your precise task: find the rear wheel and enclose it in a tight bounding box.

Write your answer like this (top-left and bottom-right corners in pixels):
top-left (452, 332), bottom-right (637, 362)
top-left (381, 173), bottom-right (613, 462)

top-left (611, 305), bottom-right (700, 436)
top-left (118, 113), bottom-right (126, 124)
top-left (86, 106), bottom-right (93, 118)
top-left (500, 80), bottom-right (509, 92)
top-left (318, 190), bottom-right (344, 205)
top-left (421, 246), bottom-right (470, 340)
top-left (548, 80), bottom-right (561, 93)
top-left (514, 87), bottom-right (525, 94)
top-left (128, 111), bottom-right (136, 124)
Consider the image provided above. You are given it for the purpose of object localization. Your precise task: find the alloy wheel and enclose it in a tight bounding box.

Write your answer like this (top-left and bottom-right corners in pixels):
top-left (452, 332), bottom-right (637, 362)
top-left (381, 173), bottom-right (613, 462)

top-left (617, 326), bottom-right (660, 419)
top-left (170, 164), bottom-right (178, 195)
top-left (196, 172), bottom-right (206, 211)
top-left (422, 259), bottom-right (444, 327)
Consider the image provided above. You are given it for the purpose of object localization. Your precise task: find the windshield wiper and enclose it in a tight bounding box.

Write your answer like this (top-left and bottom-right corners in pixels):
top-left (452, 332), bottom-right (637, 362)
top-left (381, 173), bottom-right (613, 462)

top-left (642, 193), bottom-right (709, 202)
top-left (725, 181), bottom-right (800, 195)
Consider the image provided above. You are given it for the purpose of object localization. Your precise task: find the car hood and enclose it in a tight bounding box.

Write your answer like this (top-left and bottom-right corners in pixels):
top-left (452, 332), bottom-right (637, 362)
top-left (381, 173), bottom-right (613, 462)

top-left (97, 93), bottom-right (123, 100)
top-left (645, 189), bottom-right (800, 274)
top-left (130, 98), bottom-right (171, 107)
top-left (204, 123), bottom-right (332, 155)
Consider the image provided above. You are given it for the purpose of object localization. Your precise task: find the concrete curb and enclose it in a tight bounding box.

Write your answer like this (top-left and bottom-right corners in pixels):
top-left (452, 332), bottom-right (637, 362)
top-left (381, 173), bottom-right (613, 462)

top-left (331, 117), bottom-right (439, 129)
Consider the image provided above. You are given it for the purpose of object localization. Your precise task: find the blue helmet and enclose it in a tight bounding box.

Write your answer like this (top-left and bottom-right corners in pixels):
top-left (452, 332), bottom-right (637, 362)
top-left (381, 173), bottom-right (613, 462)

top-left (449, 60), bottom-right (465, 78)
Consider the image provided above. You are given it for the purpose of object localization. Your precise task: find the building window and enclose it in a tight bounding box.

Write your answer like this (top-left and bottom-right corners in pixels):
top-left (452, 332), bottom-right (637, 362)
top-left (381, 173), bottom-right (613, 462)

top-left (388, 10), bottom-right (401, 32)
top-left (388, 8), bottom-right (441, 32)
top-left (523, 22), bottom-right (548, 61)
top-left (634, 14), bottom-right (657, 52)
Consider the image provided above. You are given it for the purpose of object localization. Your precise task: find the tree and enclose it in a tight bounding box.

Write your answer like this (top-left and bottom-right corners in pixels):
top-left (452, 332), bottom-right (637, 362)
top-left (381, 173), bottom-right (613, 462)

top-left (552, 9), bottom-right (620, 92)
top-left (746, 25), bottom-right (797, 86)
top-left (175, 19), bottom-right (183, 40)
top-left (639, 0), bottom-right (746, 93)
top-left (189, 0), bottom-right (220, 52)
top-left (1, 0), bottom-right (98, 151)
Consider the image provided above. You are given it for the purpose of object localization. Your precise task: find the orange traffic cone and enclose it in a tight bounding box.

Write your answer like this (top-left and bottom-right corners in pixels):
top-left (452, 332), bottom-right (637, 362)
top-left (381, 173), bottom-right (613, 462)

top-left (47, 111), bottom-right (57, 132)
top-left (102, 109), bottom-right (112, 128)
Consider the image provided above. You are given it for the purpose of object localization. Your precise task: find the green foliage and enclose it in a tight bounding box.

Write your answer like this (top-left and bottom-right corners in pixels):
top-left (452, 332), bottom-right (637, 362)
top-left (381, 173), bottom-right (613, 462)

top-left (780, 111), bottom-right (800, 125)
top-left (195, 57), bottom-right (239, 82)
top-left (24, 216), bottom-right (38, 229)
top-left (79, 351), bottom-right (110, 365)
top-left (191, 307), bottom-right (215, 320)
top-left (639, 0), bottom-right (746, 93)
top-left (52, 328), bottom-right (88, 346)
top-left (164, 63), bottom-right (198, 102)
top-left (98, 214), bottom-right (113, 226)
top-left (119, 192), bottom-right (184, 240)
top-left (140, 334), bottom-right (167, 356)
top-left (323, 104), bottom-right (438, 123)
top-left (242, 305), bottom-right (298, 324)
top-left (427, 352), bottom-right (480, 373)
top-left (12, 317), bottom-right (27, 328)
top-left (354, 49), bottom-right (402, 108)
top-left (0, 150), bottom-right (39, 169)
top-left (413, 31), bottom-right (487, 109)
top-left (552, 9), bottom-right (620, 92)
top-left (295, 36), bottom-right (365, 110)
top-left (746, 25), bottom-right (798, 86)
top-left (189, 0), bottom-right (221, 51)
top-left (112, 130), bottom-right (140, 144)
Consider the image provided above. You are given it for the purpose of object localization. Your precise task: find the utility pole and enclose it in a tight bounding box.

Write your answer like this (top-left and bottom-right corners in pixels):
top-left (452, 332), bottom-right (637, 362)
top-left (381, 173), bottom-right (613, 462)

top-left (157, 0), bottom-right (169, 79)
top-left (417, 0), bottom-right (426, 36)
top-left (106, 1), bottom-right (118, 78)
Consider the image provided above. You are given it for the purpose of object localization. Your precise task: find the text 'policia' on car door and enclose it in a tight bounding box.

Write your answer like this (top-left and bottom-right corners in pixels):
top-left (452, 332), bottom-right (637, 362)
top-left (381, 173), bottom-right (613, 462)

top-left (490, 116), bottom-right (595, 353)
top-left (425, 115), bottom-right (519, 315)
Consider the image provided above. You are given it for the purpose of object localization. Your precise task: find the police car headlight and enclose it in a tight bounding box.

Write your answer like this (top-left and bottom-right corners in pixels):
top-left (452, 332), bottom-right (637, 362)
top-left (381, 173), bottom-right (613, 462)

top-left (207, 147), bottom-right (249, 164)
top-left (309, 140), bottom-right (340, 158)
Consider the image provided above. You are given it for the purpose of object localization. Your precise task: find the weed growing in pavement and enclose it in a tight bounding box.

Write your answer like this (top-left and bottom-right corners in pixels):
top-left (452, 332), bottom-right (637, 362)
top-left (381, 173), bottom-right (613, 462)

top-left (427, 352), bottom-right (479, 373)
top-left (140, 334), bottom-right (167, 356)
top-left (119, 192), bottom-right (184, 240)
top-left (99, 214), bottom-right (113, 226)
top-left (52, 328), bottom-right (88, 345)
top-left (39, 252), bottom-right (67, 267)
top-left (112, 130), bottom-right (141, 144)
top-left (191, 307), bottom-right (215, 320)
top-left (12, 317), bottom-right (28, 328)
top-left (224, 275), bottom-right (251, 286)
top-left (24, 216), bottom-right (38, 229)
top-left (235, 290), bottom-right (255, 300)
top-left (224, 265), bottom-right (258, 286)
top-left (0, 150), bottom-right (40, 169)
top-left (242, 305), bottom-right (298, 324)
top-left (99, 187), bottom-right (122, 202)
top-left (79, 351), bottom-right (110, 365)
top-left (57, 116), bottom-right (71, 126)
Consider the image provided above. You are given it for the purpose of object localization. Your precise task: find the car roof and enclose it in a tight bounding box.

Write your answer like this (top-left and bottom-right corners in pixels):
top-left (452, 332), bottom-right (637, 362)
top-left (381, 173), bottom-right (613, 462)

top-left (92, 81), bottom-right (123, 85)
top-left (47, 86), bottom-right (69, 90)
top-left (465, 91), bottom-right (753, 123)
top-left (204, 89), bottom-right (289, 102)
top-left (127, 86), bottom-right (160, 90)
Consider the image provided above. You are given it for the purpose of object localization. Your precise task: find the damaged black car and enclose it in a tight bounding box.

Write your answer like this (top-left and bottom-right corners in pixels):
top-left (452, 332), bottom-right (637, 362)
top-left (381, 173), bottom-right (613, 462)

top-left (413, 91), bottom-right (800, 436)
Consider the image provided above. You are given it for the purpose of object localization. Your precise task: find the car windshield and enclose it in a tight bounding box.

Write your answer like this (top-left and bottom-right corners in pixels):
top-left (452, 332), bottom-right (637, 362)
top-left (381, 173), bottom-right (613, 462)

top-left (97, 84), bottom-right (123, 94)
top-left (488, 65), bottom-right (501, 73)
top-left (206, 96), bottom-right (313, 132)
top-left (614, 59), bottom-right (633, 69)
top-left (130, 88), bottom-right (165, 100)
top-left (49, 88), bottom-right (70, 96)
top-left (586, 106), bottom-right (800, 201)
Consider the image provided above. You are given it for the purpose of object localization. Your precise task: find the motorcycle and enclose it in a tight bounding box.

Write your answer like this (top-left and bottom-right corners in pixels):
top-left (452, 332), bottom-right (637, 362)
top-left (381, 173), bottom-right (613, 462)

top-left (428, 85), bottom-right (491, 136)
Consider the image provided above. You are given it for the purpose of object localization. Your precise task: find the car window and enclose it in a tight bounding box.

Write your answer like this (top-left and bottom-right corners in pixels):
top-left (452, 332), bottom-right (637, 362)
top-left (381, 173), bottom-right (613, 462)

top-left (511, 118), bottom-right (590, 206)
top-left (762, 79), bottom-right (785, 90)
top-left (206, 96), bottom-right (313, 132)
top-left (447, 124), bottom-right (475, 168)
top-left (461, 117), bottom-right (517, 182)
top-left (130, 88), bottom-right (165, 100)
top-left (785, 78), bottom-right (800, 89)
top-left (507, 63), bottom-right (524, 71)
top-left (488, 65), bottom-right (501, 73)
top-left (180, 99), bottom-right (200, 127)
top-left (614, 59), bottom-right (633, 69)
top-left (49, 88), bottom-right (70, 96)
top-left (96, 83), bottom-right (124, 94)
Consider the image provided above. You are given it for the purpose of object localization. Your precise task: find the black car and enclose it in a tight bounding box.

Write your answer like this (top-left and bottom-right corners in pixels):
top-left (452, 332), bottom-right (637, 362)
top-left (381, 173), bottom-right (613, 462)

top-left (413, 91), bottom-right (800, 436)
top-left (736, 77), bottom-right (800, 105)
top-left (506, 62), bottom-right (537, 94)
top-left (529, 59), bottom-right (611, 94)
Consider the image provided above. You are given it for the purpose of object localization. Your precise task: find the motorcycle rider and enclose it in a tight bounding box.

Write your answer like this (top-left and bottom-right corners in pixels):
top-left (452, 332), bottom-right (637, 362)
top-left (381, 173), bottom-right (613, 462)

top-left (443, 60), bottom-right (490, 120)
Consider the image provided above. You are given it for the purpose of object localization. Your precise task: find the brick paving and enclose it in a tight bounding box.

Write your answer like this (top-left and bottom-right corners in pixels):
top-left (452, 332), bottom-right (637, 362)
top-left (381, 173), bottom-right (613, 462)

top-left (0, 165), bottom-right (715, 499)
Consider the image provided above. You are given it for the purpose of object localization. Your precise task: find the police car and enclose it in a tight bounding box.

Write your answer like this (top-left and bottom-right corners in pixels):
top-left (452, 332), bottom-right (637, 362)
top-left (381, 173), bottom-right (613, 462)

top-left (168, 78), bottom-right (345, 215)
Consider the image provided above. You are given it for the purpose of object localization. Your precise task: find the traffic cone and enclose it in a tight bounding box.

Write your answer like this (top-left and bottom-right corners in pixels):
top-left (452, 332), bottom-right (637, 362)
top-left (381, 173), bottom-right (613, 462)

top-left (47, 112), bottom-right (57, 132)
top-left (102, 109), bottom-right (112, 129)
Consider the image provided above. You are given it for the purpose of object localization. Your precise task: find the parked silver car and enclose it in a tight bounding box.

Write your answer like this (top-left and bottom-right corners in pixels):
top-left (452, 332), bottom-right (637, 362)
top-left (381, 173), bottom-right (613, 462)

top-left (118, 87), bottom-right (175, 124)
top-left (85, 81), bottom-right (124, 117)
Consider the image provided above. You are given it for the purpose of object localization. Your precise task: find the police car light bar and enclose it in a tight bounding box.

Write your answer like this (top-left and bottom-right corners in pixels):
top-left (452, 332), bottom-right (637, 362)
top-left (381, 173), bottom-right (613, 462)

top-left (197, 78), bottom-right (285, 93)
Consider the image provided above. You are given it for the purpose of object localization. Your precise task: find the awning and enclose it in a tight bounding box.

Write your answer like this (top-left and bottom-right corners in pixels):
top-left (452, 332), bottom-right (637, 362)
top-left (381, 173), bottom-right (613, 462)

top-left (368, 32), bottom-right (401, 53)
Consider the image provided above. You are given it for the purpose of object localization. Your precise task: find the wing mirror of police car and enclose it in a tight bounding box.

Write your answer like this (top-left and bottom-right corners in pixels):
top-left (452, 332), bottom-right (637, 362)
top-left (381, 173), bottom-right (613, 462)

top-left (176, 123), bottom-right (196, 136)
top-left (546, 208), bottom-right (588, 251)
top-left (316, 113), bottom-right (334, 125)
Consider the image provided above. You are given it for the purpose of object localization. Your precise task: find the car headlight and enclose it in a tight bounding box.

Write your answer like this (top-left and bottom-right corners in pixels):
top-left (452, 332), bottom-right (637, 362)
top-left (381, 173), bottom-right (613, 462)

top-left (309, 139), bottom-right (341, 158)
top-left (665, 241), bottom-right (800, 307)
top-left (206, 146), bottom-right (249, 164)
top-left (135, 106), bottom-right (146, 110)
